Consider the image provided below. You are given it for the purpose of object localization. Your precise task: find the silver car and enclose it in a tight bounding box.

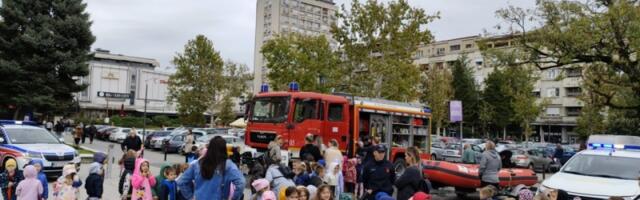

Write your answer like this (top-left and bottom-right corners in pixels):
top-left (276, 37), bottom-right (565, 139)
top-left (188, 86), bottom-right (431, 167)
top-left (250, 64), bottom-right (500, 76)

top-left (506, 148), bottom-right (553, 172)
top-left (430, 142), bottom-right (446, 160)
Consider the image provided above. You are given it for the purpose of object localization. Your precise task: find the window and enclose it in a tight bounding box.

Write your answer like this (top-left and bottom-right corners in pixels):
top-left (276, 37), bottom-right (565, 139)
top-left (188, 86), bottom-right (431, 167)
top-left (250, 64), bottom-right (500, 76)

top-left (566, 107), bottom-right (582, 117)
top-left (294, 99), bottom-right (319, 122)
top-left (328, 104), bottom-right (343, 121)
top-left (494, 42), bottom-right (509, 48)
top-left (566, 68), bottom-right (582, 77)
top-left (546, 107), bottom-right (560, 116)
top-left (465, 44), bottom-right (473, 49)
top-left (450, 45), bottom-right (461, 51)
top-left (565, 87), bottom-right (582, 97)
top-left (436, 48), bottom-right (445, 56)
top-left (546, 88), bottom-right (560, 97)
top-left (547, 69), bottom-right (558, 79)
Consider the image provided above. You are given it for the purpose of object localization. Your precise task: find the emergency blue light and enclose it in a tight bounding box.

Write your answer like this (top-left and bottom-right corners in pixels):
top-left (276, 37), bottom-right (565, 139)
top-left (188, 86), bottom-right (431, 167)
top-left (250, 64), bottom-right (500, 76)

top-left (423, 107), bottom-right (432, 113)
top-left (588, 143), bottom-right (640, 151)
top-left (260, 83), bottom-right (269, 93)
top-left (0, 120), bottom-right (37, 126)
top-left (288, 81), bottom-right (299, 92)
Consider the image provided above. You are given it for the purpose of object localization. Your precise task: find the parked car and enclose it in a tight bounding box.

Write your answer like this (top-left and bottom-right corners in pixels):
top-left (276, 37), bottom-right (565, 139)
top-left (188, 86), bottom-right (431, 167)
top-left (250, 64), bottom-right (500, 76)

top-left (144, 131), bottom-right (171, 148)
top-left (96, 127), bottom-right (116, 140)
top-left (0, 120), bottom-right (81, 176)
top-left (193, 134), bottom-right (256, 156)
top-left (442, 142), bottom-right (483, 163)
top-left (503, 148), bottom-right (554, 172)
top-left (152, 130), bottom-right (206, 151)
top-left (108, 127), bottom-right (142, 143)
top-left (430, 142), bottom-right (446, 160)
top-left (160, 133), bottom-right (203, 153)
top-left (461, 138), bottom-right (484, 145)
top-left (196, 128), bottom-right (230, 136)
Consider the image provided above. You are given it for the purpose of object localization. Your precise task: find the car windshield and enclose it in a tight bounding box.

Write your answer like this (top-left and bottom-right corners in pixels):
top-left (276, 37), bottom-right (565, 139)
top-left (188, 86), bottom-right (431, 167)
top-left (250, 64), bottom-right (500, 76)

top-left (250, 97), bottom-right (290, 123)
top-left (562, 154), bottom-right (640, 180)
top-left (4, 128), bottom-right (60, 144)
top-left (197, 135), bottom-right (235, 144)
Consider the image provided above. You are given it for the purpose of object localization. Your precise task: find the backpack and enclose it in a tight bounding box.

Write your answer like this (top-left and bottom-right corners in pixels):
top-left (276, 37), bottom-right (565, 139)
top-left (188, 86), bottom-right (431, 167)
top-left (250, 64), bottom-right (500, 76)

top-left (277, 164), bottom-right (295, 179)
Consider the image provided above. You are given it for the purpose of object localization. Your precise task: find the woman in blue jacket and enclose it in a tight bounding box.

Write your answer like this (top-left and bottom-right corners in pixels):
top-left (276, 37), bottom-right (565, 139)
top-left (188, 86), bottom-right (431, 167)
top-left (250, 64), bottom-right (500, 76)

top-left (177, 136), bottom-right (245, 200)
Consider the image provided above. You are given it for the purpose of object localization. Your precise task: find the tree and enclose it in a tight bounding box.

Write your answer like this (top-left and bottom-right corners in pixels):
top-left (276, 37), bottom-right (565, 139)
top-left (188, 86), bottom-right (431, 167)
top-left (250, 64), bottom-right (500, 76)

top-left (575, 93), bottom-right (606, 139)
top-left (504, 66), bottom-right (545, 142)
top-left (216, 96), bottom-right (236, 126)
top-left (422, 67), bottom-right (453, 136)
top-left (496, 0), bottom-right (640, 131)
top-left (0, 0), bottom-right (95, 119)
top-left (482, 67), bottom-right (513, 139)
top-left (331, 0), bottom-right (438, 101)
top-left (168, 35), bottom-right (223, 126)
top-left (261, 33), bottom-right (339, 93)
top-left (478, 100), bottom-right (494, 138)
top-left (214, 61), bottom-right (251, 126)
top-left (451, 55), bottom-right (480, 132)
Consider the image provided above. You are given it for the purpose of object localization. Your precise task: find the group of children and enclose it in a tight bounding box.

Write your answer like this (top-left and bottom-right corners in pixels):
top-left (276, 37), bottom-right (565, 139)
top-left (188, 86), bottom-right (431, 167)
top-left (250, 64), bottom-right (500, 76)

top-left (118, 149), bottom-right (191, 200)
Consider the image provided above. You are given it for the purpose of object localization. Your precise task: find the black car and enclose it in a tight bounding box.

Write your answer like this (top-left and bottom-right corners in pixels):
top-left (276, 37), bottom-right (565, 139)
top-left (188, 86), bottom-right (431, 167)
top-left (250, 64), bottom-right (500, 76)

top-left (144, 131), bottom-right (171, 148)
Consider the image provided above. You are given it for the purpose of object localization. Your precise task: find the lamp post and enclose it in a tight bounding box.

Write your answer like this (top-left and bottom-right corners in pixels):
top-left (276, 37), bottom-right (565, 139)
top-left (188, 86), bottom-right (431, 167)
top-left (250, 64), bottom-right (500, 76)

top-left (141, 78), bottom-right (157, 157)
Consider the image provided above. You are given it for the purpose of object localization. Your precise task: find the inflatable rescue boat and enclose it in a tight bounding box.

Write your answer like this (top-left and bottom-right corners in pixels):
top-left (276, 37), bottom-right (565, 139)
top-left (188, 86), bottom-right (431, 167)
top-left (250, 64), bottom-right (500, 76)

top-left (422, 160), bottom-right (538, 189)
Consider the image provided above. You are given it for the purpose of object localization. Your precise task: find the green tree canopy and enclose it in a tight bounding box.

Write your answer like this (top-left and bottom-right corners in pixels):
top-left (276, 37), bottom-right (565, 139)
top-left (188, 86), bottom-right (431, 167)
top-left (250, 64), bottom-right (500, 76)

top-left (331, 0), bottom-right (438, 101)
top-left (168, 35), bottom-right (223, 126)
top-left (0, 0), bottom-right (95, 119)
top-left (261, 33), bottom-right (339, 93)
top-left (482, 67), bottom-right (513, 136)
top-left (451, 55), bottom-right (480, 128)
top-left (422, 67), bottom-right (453, 136)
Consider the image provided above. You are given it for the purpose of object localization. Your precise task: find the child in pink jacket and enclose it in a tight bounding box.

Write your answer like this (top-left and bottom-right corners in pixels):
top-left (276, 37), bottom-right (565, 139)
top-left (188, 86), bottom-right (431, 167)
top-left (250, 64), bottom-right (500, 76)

top-left (131, 158), bottom-right (156, 200)
top-left (16, 165), bottom-right (43, 200)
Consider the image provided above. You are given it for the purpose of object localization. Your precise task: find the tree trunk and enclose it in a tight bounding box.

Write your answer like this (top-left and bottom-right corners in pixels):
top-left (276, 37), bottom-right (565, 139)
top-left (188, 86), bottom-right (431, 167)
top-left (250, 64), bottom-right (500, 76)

top-left (502, 127), bottom-right (507, 140)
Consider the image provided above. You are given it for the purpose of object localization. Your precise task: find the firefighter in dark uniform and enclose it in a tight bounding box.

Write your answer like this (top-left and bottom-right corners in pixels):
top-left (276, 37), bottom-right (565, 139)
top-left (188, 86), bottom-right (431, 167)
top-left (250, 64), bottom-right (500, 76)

top-left (362, 144), bottom-right (395, 200)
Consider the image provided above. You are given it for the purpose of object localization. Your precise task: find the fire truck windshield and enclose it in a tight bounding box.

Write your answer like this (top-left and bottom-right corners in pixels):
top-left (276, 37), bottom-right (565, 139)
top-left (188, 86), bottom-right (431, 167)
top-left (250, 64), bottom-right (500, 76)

top-left (250, 96), bottom-right (290, 123)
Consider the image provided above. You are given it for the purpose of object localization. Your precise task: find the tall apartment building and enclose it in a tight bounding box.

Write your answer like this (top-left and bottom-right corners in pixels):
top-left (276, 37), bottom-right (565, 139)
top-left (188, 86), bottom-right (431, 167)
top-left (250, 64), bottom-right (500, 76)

top-left (414, 35), bottom-right (583, 143)
top-left (253, 0), bottom-right (338, 94)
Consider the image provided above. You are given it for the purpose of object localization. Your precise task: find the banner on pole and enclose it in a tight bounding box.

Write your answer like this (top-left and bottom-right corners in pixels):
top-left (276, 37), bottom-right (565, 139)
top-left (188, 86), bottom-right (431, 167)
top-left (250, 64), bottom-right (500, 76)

top-left (450, 100), bottom-right (463, 122)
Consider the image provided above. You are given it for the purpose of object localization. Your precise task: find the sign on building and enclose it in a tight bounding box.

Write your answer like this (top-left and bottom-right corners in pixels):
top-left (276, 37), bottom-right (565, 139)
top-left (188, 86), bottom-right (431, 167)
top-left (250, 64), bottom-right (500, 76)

top-left (97, 91), bottom-right (131, 99)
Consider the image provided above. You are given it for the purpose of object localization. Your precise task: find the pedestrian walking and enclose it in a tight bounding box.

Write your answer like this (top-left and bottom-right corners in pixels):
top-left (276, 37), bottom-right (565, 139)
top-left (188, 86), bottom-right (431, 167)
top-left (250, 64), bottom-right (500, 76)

top-left (15, 165), bottom-right (43, 200)
top-left (323, 139), bottom-right (343, 169)
top-left (299, 134), bottom-right (322, 162)
top-left (362, 144), bottom-right (395, 200)
top-left (73, 125), bottom-right (83, 146)
top-left (0, 159), bottom-right (23, 200)
top-left (267, 135), bottom-right (283, 165)
top-left (462, 143), bottom-right (477, 164)
top-left (85, 152), bottom-right (107, 200)
top-left (53, 164), bottom-right (82, 200)
top-left (54, 121), bottom-right (64, 137)
top-left (394, 147), bottom-right (427, 200)
top-left (131, 158), bottom-right (156, 200)
top-left (479, 141), bottom-right (501, 188)
top-left (89, 123), bottom-right (97, 144)
top-left (177, 136), bottom-right (245, 200)
top-left (27, 159), bottom-right (48, 200)
top-left (182, 129), bottom-right (195, 163)
top-left (122, 129), bottom-right (143, 152)
top-left (82, 124), bottom-right (89, 144)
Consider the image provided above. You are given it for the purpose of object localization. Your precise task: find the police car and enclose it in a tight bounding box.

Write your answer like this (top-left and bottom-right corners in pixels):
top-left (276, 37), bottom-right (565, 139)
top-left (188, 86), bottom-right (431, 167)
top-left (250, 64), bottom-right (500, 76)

top-left (538, 135), bottom-right (640, 199)
top-left (0, 120), bottom-right (80, 175)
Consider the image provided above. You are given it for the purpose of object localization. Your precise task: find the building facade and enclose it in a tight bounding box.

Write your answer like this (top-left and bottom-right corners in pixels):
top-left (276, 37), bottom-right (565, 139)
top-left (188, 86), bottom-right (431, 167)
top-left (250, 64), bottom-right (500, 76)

top-left (253, 0), bottom-right (338, 94)
top-left (413, 35), bottom-right (583, 143)
top-left (76, 49), bottom-right (176, 119)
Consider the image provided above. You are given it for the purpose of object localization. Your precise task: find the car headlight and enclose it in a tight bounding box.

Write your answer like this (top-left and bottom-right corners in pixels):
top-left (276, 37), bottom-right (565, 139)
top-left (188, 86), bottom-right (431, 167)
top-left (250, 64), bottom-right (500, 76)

top-left (537, 184), bottom-right (552, 195)
top-left (23, 152), bottom-right (43, 159)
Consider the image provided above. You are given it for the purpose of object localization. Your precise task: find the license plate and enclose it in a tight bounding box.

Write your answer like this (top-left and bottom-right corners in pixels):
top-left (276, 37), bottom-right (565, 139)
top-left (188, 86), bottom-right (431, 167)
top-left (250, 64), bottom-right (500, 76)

top-left (51, 161), bottom-right (67, 167)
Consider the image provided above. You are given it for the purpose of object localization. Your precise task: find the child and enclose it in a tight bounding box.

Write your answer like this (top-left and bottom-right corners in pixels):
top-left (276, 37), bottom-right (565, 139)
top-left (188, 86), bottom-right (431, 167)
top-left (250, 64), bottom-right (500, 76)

top-left (119, 149), bottom-right (138, 199)
top-left (27, 159), bottom-right (48, 200)
top-left (479, 185), bottom-right (497, 200)
top-left (309, 165), bottom-right (325, 187)
top-left (296, 186), bottom-right (310, 200)
top-left (53, 164), bottom-right (82, 200)
top-left (154, 165), bottom-right (171, 200)
top-left (343, 157), bottom-right (357, 193)
top-left (85, 152), bottom-right (107, 200)
top-left (251, 178), bottom-right (270, 200)
top-left (158, 166), bottom-right (178, 200)
top-left (314, 185), bottom-right (334, 200)
top-left (293, 161), bottom-right (310, 186)
top-left (285, 186), bottom-right (299, 200)
top-left (0, 159), bottom-right (24, 200)
top-left (16, 165), bottom-right (43, 200)
top-left (131, 158), bottom-right (156, 200)
top-left (324, 163), bottom-right (343, 197)
top-left (262, 191), bottom-right (277, 200)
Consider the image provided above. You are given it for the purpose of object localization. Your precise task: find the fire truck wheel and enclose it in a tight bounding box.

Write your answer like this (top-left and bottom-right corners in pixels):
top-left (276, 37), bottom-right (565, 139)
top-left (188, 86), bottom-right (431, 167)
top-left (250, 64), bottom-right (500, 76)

top-left (393, 158), bottom-right (406, 176)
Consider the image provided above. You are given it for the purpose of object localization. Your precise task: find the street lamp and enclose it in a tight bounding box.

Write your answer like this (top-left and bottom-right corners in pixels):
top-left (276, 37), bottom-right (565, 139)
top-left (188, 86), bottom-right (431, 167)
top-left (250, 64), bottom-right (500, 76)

top-left (142, 78), bottom-right (158, 156)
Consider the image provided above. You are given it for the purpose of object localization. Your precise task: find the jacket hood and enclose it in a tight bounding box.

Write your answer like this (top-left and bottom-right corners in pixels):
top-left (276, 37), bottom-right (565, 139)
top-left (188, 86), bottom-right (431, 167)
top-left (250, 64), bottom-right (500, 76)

top-left (23, 165), bottom-right (37, 179)
top-left (133, 158), bottom-right (149, 176)
top-left (89, 162), bottom-right (102, 175)
top-left (156, 164), bottom-right (171, 180)
top-left (28, 159), bottom-right (44, 169)
top-left (327, 162), bottom-right (340, 175)
top-left (62, 164), bottom-right (77, 177)
top-left (485, 150), bottom-right (499, 159)
top-left (93, 152), bottom-right (107, 163)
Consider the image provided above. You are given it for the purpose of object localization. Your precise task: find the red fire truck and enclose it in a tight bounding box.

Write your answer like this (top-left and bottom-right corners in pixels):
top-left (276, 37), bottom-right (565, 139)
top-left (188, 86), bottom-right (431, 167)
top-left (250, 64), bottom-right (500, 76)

top-left (244, 83), bottom-right (432, 170)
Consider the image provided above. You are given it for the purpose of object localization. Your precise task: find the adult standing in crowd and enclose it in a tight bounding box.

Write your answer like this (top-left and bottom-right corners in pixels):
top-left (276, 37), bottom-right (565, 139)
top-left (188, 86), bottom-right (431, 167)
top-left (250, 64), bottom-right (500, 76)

top-left (395, 147), bottom-right (427, 200)
top-left (299, 134), bottom-right (321, 162)
top-left (183, 129), bottom-right (195, 163)
top-left (462, 144), bottom-right (477, 164)
top-left (553, 144), bottom-right (564, 161)
top-left (82, 124), bottom-right (90, 144)
top-left (324, 139), bottom-right (343, 168)
top-left (362, 144), bottom-right (395, 200)
top-left (73, 124), bottom-right (83, 146)
top-left (268, 135), bottom-right (284, 165)
top-left (88, 123), bottom-right (97, 144)
top-left (54, 121), bottom-right (64, 137)
top-left (479, 141), bottom-right (501, 188)
top-left (177, 136), bottom-right (245, 200)
top-left (122, 128), bottom-right (143, 152)
top-left (357, 135), bottom-right (374, 165)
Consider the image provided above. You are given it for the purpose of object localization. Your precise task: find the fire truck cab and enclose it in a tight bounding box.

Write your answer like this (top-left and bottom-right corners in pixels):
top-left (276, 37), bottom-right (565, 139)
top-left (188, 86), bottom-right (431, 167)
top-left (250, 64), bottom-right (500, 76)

top-left (245, 84), bottom-right (432, 171)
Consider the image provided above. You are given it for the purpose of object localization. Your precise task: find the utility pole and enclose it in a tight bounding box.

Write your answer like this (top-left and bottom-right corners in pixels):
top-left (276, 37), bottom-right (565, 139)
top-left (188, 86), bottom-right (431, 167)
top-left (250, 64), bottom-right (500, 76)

top-left (142, 83), bottom-right (148, 157)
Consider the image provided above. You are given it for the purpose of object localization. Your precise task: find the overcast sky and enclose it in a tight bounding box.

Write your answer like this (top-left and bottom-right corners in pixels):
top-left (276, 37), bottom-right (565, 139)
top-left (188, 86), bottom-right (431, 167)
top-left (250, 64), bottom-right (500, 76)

top-left (85, 0), bottom-right (536, 72)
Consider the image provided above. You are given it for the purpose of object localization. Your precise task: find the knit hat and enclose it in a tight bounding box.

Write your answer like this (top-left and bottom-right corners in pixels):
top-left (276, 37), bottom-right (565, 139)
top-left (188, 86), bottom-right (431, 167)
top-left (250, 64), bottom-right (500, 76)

top-left (252, 178), bottom-right (269, 191)
top-left (4, 159), bottom-right (16, 170)
top-left (518, 189), bottom-right (534, 200)
top-left (262, 191), bottom-right (277, 200)
top-left (412, 192), bottom-right (432, 200)
top-left (93, 152), bottom-right (107, 163)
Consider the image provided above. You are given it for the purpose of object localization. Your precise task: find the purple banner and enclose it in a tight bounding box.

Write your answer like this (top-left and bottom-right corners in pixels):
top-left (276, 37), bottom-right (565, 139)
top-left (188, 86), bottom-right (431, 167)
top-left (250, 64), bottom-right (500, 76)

top-left (450, 100), bottom-right (463, 122)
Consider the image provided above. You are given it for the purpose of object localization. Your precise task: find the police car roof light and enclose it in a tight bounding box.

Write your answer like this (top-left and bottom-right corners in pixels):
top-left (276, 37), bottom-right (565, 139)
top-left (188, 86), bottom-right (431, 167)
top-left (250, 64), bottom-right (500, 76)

top-left (0, 120), bottom-right (37, 126)
top-left (587, 134), bottom-right (640, 147)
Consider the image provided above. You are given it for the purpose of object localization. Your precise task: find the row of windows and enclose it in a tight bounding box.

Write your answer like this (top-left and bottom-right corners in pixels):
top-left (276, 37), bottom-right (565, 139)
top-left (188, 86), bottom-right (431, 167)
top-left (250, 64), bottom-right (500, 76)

top-left (294, 100), bottom-right (344, 122)
top-left (545, 107), bottom-right (582, 117)
top-left (532, 87), bottom-right (581, 98)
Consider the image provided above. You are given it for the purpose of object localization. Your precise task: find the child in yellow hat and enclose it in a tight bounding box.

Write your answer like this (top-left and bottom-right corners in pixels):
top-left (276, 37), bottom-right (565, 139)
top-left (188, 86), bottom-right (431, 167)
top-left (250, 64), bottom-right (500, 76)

top-left (0, 159), bottom-right (24, 200)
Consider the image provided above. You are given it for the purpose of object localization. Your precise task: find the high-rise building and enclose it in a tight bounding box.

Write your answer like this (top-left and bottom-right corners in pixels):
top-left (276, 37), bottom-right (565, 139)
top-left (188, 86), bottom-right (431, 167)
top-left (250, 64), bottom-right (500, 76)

top-left (414, 35), bottom-right (584, 144)
top-left (253, 0), bottom-right (338, 94)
